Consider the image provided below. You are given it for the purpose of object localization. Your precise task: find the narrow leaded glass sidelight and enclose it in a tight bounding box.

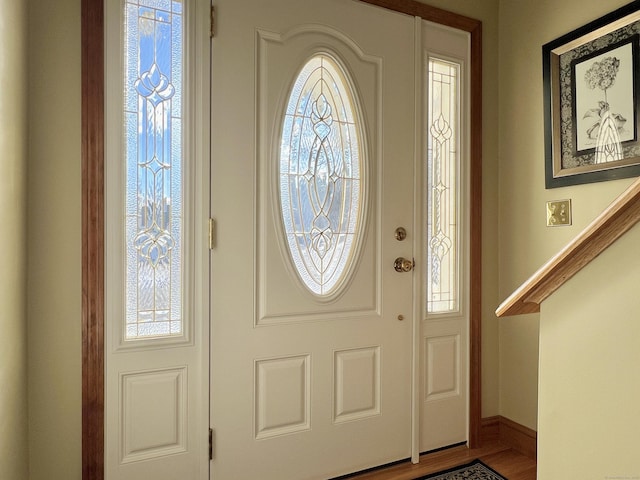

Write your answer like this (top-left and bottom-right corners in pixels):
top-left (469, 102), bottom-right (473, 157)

top-left (426, 58), bottom-right (460, 314)
top-left (124, 0), bottom-right (183, 338)
top-left (279, 54), bottom-right (362, 296)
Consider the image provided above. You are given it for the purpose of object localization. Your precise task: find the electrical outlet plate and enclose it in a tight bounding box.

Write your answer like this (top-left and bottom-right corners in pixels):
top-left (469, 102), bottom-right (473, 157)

top-left (546, 199), bottom-right (572, 226)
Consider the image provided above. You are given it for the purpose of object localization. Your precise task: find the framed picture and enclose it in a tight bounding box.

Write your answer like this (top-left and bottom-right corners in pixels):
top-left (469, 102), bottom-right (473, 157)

top-left (543, 1), bottom-right (640, 188)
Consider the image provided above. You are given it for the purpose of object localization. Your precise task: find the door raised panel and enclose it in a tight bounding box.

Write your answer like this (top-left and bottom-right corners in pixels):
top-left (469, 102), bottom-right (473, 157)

top-left (256, 26), bottom-right (382, 325)
top-left (425, 335), bottom-right (459, 401)
top-left (121, 367), bottom-right (187, 463)
top-left (334, 346), bottom-right (381, 423)
top-left (255, 355), bottom-right (311, 439)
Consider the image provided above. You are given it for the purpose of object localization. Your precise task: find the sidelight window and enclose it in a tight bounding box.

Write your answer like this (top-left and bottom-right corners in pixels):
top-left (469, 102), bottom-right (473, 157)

top-left (426, 57), bottom-right (461, 314)
top-left (123, 0), bottom-right (183, 338)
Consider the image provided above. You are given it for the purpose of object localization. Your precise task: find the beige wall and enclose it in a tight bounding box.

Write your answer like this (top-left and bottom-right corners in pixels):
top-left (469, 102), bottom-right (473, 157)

top-left (497, 0), bottom-right (634, 430)
top-left (27, 0), bottom-right (82, 478)
top-left (539, 221), bottom-right (640, 478)
top-left (0, 0), bottom-right (29, 479)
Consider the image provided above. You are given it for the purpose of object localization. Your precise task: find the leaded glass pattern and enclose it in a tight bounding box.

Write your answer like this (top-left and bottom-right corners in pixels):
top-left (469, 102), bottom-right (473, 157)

top-left (279, 55), bottom-right (362, 296)
top-left (426, 58), bottom-right (460, 314)
top-left (124, 0), bottom-right (183, 338)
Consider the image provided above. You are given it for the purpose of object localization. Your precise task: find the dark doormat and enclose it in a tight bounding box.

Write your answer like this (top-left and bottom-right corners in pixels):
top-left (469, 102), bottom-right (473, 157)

top-left (414, 459), bottom-right (507, 480)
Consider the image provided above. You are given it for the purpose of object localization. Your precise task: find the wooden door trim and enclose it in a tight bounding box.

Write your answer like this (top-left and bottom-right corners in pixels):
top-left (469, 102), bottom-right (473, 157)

top-left (82, 0), bottom-right (104, 478)
top-left (360, 0), bottom-right (483, 449)
top-left (81, 1), bottom-right (483, 477)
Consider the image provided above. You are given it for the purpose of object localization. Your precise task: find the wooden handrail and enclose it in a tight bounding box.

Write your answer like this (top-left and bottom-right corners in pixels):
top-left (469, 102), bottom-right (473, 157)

top-left (496, 177), bottom-right (640, 317)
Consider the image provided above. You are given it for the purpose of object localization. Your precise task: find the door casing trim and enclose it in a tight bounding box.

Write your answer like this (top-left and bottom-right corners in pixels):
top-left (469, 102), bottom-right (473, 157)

top-left (82, 0), bottom-right (105, 478)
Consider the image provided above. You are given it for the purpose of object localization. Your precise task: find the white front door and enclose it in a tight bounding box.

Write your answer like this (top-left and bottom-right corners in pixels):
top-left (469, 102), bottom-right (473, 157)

top-left (210, 0), bottom-right (416, 478)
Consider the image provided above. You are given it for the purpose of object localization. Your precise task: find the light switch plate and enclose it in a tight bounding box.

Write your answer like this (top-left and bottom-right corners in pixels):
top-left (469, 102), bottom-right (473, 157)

top-left (546, 199), bottom-right (572, 226)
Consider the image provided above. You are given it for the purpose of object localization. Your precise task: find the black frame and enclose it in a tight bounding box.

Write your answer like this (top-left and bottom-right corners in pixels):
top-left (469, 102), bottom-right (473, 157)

top-left (543, 1), bottom-right (640, 188)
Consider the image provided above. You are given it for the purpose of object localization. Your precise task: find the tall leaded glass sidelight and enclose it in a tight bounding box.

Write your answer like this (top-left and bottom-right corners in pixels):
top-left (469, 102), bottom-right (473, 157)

top-left (124, 0), bottom-right (183, 338)
top-left (426, 58), bottom-right (460, 314)
top-left (279, 54), bottom-right (363, 296)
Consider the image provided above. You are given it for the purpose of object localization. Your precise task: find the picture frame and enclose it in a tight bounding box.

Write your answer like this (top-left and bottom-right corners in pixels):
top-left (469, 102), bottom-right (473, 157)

top-left (543, 1), bottom-right (640, 188)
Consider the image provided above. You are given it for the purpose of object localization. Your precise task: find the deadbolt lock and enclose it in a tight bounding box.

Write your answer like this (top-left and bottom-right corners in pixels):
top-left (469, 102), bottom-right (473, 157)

top-left (394, 227), bottom-right (407, 241)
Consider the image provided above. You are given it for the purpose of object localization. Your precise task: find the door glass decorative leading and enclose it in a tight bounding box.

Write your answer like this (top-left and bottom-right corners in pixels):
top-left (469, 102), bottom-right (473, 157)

top-left (426, 57), bottom-right (461, 314)
top-left (124, 0), bottom-right (183, 338)
top-left (279, 54), bottom-right (363, 296)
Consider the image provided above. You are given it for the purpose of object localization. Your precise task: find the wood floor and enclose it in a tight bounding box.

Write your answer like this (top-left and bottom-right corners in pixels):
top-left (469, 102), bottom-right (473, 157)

top-left (341, 439), bottom-right (537, 480)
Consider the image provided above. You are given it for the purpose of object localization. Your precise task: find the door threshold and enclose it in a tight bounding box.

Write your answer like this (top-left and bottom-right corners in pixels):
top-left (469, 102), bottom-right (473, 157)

top-left (330, 442), bottom-right (468, 480)
top-left (329, 457), bottom-right (411, 480)
top-left (420, 441), bottom-right (468, 457)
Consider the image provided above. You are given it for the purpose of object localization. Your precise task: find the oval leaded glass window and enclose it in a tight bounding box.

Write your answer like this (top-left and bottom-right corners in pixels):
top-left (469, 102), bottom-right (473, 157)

top-left (279, 54), bottom-right (363, 296)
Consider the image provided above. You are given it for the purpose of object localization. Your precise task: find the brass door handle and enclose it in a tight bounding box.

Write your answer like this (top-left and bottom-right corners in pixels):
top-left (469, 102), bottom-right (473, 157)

top-left (394, 257), bottom-right (415, 273)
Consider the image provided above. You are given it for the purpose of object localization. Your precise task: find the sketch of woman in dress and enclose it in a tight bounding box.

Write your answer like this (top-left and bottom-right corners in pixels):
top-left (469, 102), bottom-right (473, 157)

top-left (574, 42), bottom-right (635, 164)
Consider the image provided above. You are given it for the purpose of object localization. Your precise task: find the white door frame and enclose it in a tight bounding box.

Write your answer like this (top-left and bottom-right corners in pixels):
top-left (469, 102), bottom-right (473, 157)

top-left (80, 0), bottom-right (482, 476)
